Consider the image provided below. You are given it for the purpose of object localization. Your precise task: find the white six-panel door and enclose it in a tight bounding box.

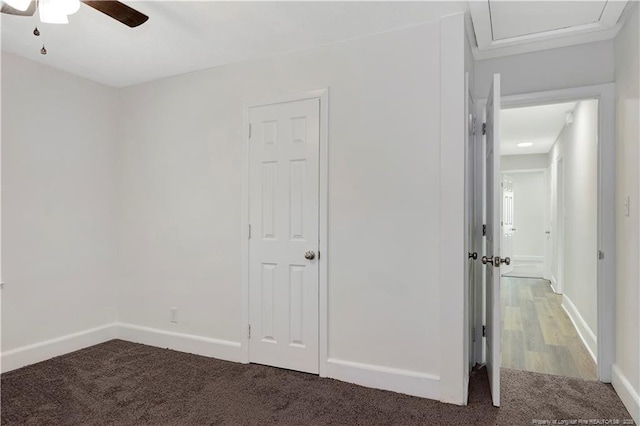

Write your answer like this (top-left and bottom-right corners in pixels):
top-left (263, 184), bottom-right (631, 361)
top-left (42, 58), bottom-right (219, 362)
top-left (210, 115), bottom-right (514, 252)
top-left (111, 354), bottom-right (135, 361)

top-left (248, 98), bottom-right (320, 374)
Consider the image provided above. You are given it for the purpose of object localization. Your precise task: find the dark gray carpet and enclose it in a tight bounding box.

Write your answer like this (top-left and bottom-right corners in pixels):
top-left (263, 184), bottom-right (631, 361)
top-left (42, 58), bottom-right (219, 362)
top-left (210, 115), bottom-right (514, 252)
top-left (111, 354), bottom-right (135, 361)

top-left (1, 340), bottom-right (634, 425)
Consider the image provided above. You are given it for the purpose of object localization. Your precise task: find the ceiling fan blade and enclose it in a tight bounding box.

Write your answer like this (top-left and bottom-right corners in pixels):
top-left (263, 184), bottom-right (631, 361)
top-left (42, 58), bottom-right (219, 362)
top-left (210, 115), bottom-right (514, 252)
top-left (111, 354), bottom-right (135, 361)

top-left (1, 1), bottom-right (36, 16)
top-left (82, 1), bottom-right (148, 27)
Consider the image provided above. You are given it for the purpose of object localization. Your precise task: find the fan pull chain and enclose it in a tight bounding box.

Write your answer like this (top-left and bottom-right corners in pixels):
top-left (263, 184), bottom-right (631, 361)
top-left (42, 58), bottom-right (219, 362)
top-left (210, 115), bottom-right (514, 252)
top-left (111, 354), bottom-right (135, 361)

top-left (33, 26), bottom-right (46, 55)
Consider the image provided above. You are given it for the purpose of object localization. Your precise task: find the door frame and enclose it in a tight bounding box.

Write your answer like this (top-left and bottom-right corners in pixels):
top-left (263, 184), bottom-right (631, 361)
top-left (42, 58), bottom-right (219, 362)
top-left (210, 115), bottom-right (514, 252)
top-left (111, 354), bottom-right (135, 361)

top-left (474, 83), bottom-right (615, 381)
top-left (554, 156), bottom-right (566, 295)
top-left (465, 72), bottom-right (476, 382)
top-left (240, 88), bottom-right (330, 376)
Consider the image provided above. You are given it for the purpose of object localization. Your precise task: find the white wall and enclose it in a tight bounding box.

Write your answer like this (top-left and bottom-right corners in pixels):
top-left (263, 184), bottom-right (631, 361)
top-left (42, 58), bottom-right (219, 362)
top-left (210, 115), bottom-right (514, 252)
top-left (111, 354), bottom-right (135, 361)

top-left (475, 40), bottom-right (614, 98)
top-left (1, 54), bottom-right (119, 357)
top-left (613, 4), bottom-right (640, 423)
top-left (548, 100), bottom-right (598, 349)
top-left (117, 19), bottom-right (463, 400)
top-left (0, 16), bottom-right (469, 403)
top-left (501, 154), bottom-right (548, 170)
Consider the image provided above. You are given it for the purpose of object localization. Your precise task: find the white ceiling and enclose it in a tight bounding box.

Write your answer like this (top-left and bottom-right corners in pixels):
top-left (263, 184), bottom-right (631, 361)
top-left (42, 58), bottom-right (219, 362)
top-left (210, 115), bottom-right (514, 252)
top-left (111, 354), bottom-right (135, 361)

top-left (1, 1), bottom-right (469, 88)
top-left (501, 101), bottom-right (577, 156)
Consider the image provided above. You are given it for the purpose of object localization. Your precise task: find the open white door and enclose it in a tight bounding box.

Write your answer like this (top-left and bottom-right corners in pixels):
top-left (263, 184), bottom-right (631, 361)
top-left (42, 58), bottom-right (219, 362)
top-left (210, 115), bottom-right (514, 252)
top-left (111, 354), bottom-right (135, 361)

top-left (501, 175), bottom-right (514, 275)
top-left (484, 74), bottom-right (502, 407)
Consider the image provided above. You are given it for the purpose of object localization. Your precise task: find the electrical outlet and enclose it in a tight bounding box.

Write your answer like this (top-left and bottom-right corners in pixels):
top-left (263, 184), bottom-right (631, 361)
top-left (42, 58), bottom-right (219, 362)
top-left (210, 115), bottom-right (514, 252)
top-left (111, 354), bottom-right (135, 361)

top-left (170, 307), bottom-right (178, 323)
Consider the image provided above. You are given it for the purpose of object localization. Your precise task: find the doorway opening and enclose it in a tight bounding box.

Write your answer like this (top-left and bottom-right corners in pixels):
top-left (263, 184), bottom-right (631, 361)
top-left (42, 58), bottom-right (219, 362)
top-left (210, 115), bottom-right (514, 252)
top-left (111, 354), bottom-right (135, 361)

top-left (499, 99), bottom-right (599, 381)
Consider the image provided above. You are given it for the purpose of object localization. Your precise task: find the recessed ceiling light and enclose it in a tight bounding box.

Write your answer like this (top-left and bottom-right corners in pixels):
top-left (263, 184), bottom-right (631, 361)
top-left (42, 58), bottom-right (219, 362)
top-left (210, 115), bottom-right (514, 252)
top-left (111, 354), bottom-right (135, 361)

top-left (517, 142), bottom-right (533, 148)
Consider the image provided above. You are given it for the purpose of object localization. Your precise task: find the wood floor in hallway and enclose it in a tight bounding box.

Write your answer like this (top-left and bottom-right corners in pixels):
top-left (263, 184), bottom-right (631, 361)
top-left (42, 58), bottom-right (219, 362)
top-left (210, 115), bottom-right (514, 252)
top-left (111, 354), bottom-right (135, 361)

top-left (500, 276), bottom-right (597, 381)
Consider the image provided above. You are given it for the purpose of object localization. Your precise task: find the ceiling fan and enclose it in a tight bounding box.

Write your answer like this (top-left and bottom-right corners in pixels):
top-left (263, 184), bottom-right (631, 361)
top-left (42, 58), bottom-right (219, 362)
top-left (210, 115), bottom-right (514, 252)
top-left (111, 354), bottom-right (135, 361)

top-left (1, 0), bottom-right (148, 27)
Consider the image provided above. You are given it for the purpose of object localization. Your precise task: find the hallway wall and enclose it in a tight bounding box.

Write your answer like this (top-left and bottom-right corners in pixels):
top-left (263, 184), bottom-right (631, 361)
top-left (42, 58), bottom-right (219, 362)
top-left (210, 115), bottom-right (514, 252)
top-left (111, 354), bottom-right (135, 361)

top-left (501, 154), bottom-right (548, 170)
top-left (548, 99), bottom-right (599, 359)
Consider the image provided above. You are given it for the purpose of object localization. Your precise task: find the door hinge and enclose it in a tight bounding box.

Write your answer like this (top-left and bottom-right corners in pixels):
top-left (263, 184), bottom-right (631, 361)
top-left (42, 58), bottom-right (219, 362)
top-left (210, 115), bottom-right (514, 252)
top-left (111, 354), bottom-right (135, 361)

top-left (482, 325), bottom-right (486, 337)
top-left (472, 117), bottom-right (476, 135)
top-left (248, 324), bottom-right (251, 339)
top-left (249, 124), bottom-right (252, 138)
top-left (598, 250), bottom-right (605, 260)
top-left (482, 123), bottom-right (487, 135)
top-left (248, 224), bottom-right (252, 239)
top-left (472, 327), bottom-right (476, 342)
top-left (482, 224), bottom-right (487, 236)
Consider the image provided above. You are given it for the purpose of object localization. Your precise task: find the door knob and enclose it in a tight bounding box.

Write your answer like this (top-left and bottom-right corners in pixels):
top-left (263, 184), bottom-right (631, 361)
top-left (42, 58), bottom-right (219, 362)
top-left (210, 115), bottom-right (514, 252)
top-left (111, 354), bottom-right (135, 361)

top-left (482, 255), bottom-right (496, 266)
top-left (304, 251), bottom-right (316, 260)
top-left (482, 256), bottom-right (510, 267)
top-left (468, 252), bottom-right (478, 260)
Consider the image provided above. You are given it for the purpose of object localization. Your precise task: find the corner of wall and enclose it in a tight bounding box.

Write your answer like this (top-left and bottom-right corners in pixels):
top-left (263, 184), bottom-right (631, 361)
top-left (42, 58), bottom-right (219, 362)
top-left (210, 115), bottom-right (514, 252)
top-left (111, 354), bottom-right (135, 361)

top-left (439, 11), bottom-right (468, 405)
top-left (1, 324), bottom-right (118, 373)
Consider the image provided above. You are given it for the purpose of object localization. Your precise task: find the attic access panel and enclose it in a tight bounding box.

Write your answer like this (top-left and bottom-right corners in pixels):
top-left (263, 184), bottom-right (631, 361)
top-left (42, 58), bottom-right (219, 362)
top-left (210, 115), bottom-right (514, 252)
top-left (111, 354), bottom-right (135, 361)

top-left (491, 1), bottom-right (606, 40)
top-left (470, 0), bottom-right (628, 54)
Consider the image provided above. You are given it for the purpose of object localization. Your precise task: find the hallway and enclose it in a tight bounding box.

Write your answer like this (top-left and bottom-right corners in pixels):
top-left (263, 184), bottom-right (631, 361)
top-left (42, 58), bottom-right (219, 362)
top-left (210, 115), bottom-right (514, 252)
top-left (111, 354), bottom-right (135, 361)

top-left (501, 277), bottom-right (597, 380)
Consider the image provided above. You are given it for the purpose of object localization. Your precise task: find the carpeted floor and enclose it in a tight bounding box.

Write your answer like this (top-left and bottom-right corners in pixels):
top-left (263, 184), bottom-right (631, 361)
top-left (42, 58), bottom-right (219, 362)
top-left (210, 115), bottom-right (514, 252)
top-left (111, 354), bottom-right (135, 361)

top-left (1, 340), bottom-right (634, 425)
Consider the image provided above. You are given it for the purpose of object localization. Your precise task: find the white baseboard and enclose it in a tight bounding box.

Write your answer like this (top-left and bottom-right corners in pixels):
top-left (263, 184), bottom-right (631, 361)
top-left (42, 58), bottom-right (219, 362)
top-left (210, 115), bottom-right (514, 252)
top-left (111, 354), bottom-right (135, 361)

top-left (3, 324), bottom-right (439, 403)
top-left (116, 323), bottom-right (241, 363)
top-left (561, 295), bottom-right (597, 362)
top-left (326, 358), bottom-right (440, 400)
top-left (612, 364), bottom-right (640, 424)
top-left (1, 323), bottom-right (118, 373)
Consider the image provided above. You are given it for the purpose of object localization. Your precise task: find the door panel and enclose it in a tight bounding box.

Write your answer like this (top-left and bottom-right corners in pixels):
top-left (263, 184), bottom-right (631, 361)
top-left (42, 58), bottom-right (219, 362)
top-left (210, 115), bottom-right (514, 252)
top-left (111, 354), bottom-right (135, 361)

top-left (249, 98), bottom-right (320, 374)
top-left (501, 175), bottom-right (514, 275)
top-left (484, 74), bottom-right (501, 407)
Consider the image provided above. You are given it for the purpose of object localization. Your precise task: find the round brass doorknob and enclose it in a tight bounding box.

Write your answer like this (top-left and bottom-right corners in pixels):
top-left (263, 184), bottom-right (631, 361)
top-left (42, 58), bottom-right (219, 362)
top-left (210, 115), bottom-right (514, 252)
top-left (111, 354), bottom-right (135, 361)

top-left (304, 251), bottom-right (316, 260)
top-left (481, 256), bottom-right (492, 265)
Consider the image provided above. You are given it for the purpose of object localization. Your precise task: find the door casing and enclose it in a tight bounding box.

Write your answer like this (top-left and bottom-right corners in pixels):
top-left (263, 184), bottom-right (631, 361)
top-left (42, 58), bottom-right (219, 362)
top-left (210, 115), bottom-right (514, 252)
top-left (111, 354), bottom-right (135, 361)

top-left (241, 88), bottom-right (330, 376)
top-left (555, 157), bottom-right (566, 295)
